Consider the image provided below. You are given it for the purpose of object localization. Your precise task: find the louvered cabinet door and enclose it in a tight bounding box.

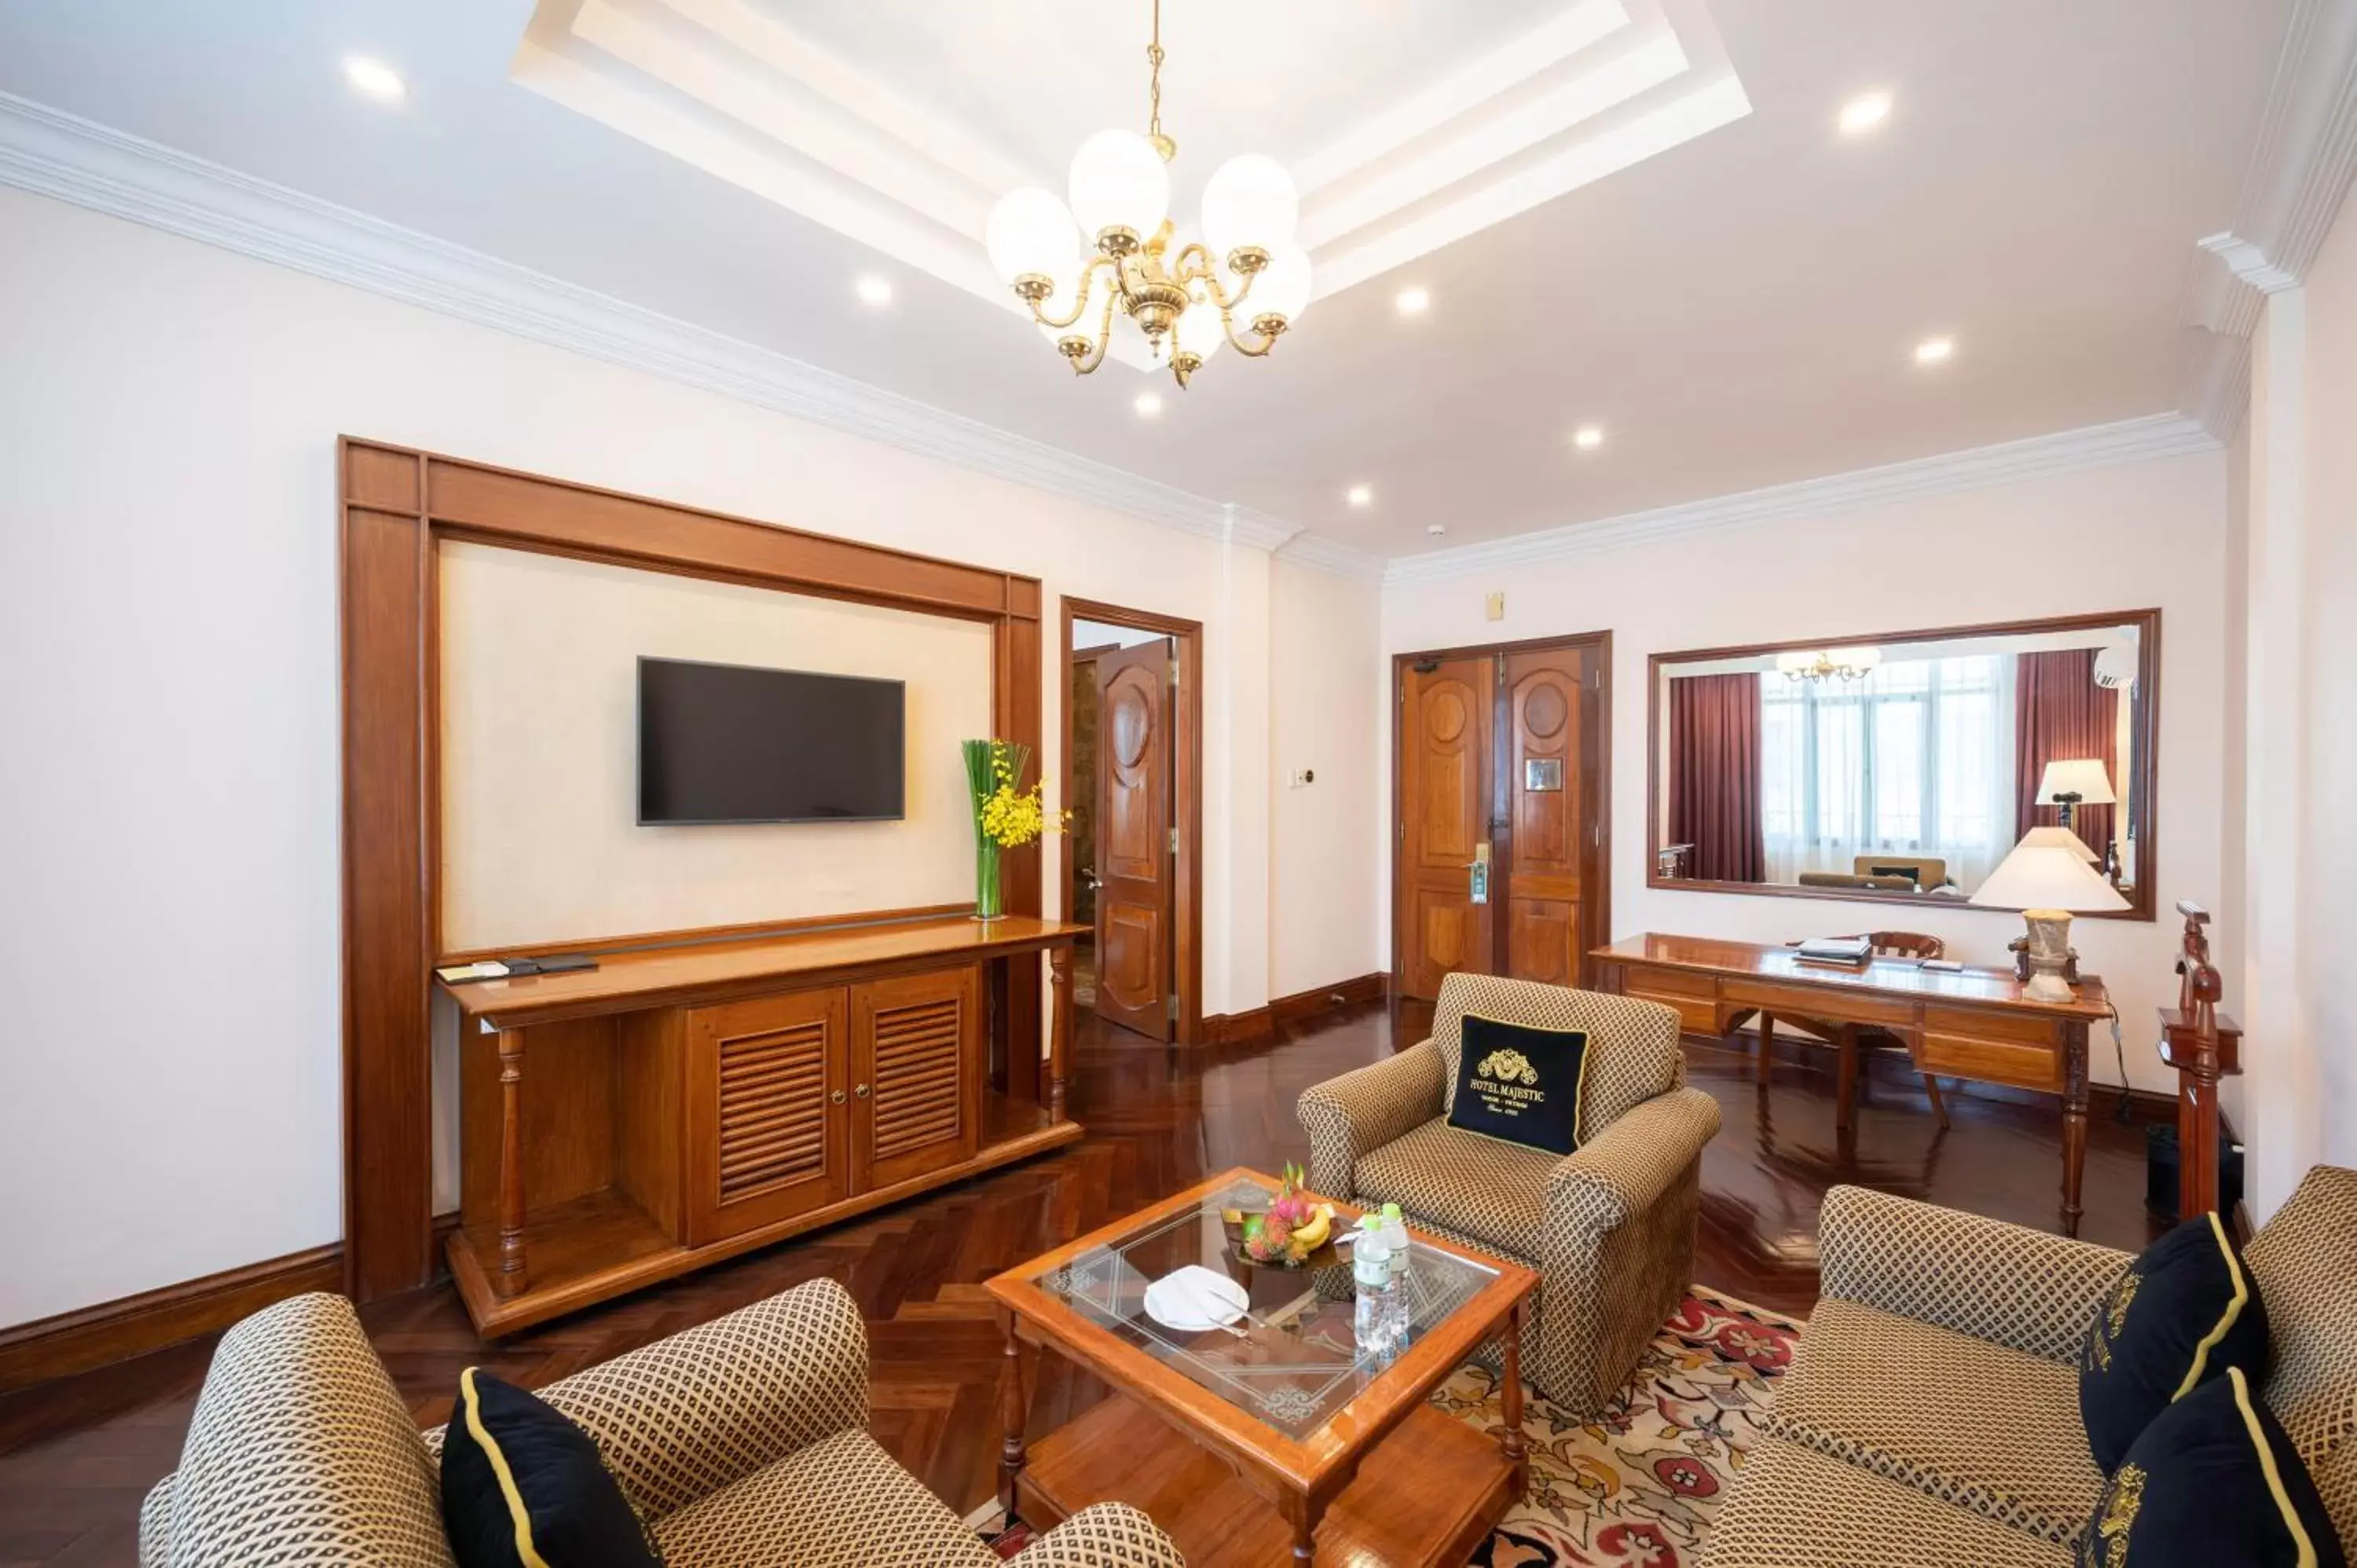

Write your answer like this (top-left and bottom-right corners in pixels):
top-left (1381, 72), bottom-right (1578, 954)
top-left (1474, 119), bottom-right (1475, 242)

top-left (684, 988), bottom-right (849, 1246)
top-left (851, 965), bottom-right (981, 1191)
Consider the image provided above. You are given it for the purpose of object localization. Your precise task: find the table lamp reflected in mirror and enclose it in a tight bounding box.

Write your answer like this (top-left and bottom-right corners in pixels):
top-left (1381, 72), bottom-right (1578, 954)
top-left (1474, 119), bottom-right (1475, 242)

top-left (1969, 834), bottom-right (2132, 1000)
top-left (2035, 758), bottom-right (2115, 833)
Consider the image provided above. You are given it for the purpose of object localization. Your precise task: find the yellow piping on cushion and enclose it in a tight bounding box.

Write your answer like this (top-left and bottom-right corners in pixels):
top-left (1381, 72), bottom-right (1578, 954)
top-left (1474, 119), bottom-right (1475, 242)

top-left (2230, 1366), bottom-right (2318, 1568)
top-left (460, 1367), bottom-right (552, 1568)
top-left (2174, 1211), bottom-right (2252, 1400)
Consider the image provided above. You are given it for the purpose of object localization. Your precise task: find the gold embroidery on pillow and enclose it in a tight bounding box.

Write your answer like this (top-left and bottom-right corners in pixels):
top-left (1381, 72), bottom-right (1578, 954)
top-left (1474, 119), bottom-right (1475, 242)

top-left (1474, 1048), bottom-right (1541, 1086)
top-left (2087, 1271), bottom-right (2141, 1373)
top-left (2094, 1464), bottom-right (2144, 1568)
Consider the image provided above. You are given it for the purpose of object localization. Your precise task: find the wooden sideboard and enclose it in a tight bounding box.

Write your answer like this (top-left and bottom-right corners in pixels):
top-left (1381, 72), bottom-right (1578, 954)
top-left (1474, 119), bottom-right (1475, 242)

top-left (442, 915), bottom-right (1085, 1335)
top-left (1593, 932), bottom-right (2111, 1236)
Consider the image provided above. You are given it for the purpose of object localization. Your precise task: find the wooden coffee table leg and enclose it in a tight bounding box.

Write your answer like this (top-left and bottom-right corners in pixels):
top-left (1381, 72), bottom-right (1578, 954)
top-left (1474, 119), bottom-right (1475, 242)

top-left (1500, 1299), bottom-right (1529, 1497)
top-left (1279, 1491), bottom-right (1322, 1564)
top-left (998, 1311), bottom-right (1028, 1523)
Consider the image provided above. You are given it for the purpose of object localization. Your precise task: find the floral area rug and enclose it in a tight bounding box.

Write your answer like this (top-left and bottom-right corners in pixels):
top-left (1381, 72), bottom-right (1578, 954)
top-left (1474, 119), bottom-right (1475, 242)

top-left (1444, 1288), bottom-right (1800, 1566)
top-left (976, 1287), bottom-right (1802, 1566)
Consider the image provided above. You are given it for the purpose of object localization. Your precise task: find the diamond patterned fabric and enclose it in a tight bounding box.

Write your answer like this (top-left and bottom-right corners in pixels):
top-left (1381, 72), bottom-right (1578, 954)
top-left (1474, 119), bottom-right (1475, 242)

top-left (1297, 1038), bottom-right (1445, 1199)
top-left (1767, 1299), bottom-right (2102, 1544)
top-left (2245, 1164), bottom-right (2357, 1548)
top-left (1695, 1435), bottom-right (2073, 1568)
top-left (1354, 1119), bottom-right (1553, 1259)
top-left (1431, 973), bottom-right (1684, 1137)
top-left (652, 1427), bottom-right (992, 1566)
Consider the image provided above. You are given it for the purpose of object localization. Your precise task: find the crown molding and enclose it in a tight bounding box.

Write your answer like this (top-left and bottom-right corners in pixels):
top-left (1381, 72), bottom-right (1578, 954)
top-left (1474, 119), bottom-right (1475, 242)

top-left (2177, 0), bottom-right (2357, 437)
top-left (1274, 532), bottom-right (1387, 581)
top-left (1382, 413), bottom-right (2219, 586)
top-left (0, 90), bottom-right (1311, 560)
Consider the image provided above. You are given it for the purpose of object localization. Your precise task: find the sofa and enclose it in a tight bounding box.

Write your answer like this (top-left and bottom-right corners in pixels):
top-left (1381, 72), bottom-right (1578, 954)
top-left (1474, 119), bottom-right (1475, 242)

top-left (138, 1278), bottom-right (1182, 1568)
top-left (1296, 971), bottom-right (1721, 1414)
top-left (1700, 1168), bottom-right (2357, 1566)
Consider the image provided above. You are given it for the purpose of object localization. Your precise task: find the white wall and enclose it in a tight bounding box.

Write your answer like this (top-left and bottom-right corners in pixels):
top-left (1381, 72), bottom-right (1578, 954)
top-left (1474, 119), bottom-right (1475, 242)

top-left (0, 187), bottom-right (1374, 1328)
top-left (1268, 558), bottom-right (1386, 999)
top-left (1381, 449), bottom-right (2233, 1097)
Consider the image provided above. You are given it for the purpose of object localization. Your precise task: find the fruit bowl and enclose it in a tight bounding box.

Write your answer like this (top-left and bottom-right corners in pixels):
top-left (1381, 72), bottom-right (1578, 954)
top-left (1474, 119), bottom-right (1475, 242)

top-left (1219, 1211), bottom-right (1343, 1271)
top-left (1217, 1165), bottom-right (1340, 1269)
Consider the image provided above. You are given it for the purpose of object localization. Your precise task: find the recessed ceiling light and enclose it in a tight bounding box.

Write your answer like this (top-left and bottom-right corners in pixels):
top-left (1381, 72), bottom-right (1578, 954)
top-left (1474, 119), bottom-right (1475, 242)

top-left (1346, 484), bottom-right (1375, 507)
top-left (1573, 425), bottom-right (1605, 450)
top-left (1427, 524), bottom-right (1447, 537)
top-left (1134, 392), bottom-right (1164, 418)
top-left (1839, 91), bottom-right (1893, 134)
top-left (343, 55), bottom-right (407, 102)
top-left (1395, 286), bottom-right (1431, 317)
top-left (855, 276), bottom-right (894, 306)
top-left (1914, 335), bottom-right (1956, 365)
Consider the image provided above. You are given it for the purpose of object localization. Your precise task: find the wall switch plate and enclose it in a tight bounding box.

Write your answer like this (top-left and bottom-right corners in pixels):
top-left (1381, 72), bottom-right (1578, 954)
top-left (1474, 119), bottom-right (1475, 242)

top-left (1485, 592), bottom-right (1505, 621)
top-left (1289, 769), bottom-right (1314, 788)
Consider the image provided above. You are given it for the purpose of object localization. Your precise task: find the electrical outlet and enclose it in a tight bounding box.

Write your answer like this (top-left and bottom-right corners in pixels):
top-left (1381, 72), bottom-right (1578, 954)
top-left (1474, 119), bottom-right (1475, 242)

top-left (1485, 591), bottom-right (1505, 621)
top-left (1290, 768), bottom-right (1315, 788)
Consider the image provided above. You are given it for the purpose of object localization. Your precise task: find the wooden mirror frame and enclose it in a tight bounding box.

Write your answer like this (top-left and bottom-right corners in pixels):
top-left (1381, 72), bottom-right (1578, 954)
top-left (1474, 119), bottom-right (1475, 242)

top-left (1644, 607), bottom-right (2161, 921)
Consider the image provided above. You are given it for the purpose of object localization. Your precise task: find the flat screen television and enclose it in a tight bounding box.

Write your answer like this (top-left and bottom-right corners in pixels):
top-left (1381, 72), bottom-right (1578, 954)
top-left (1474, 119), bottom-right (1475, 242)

top-left (637, 657), bottom-right (905, 826)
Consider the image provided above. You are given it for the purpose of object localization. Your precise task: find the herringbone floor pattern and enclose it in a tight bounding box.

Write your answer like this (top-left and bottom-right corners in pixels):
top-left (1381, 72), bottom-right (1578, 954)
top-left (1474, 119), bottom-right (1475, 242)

top-left (0, 997), bottom-right (2164, 1565)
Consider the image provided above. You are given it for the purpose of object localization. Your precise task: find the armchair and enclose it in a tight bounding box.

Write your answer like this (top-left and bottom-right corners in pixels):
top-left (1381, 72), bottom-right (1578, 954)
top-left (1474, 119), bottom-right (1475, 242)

top-left (1297, 973), bottom-right (1719, 1414)
top-left (139, 1280), bottom-right (1182, 1568)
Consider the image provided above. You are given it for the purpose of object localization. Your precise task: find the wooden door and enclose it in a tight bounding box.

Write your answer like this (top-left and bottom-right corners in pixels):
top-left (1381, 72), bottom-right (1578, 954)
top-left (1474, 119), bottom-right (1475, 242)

top-left (852, 965), bottom-right (982, 1189)
top-left (1397, 656), bottom-right (1496, 1001)
top-left (1094, 639), bottom-right (1175, 1038)
top-left (1500, 646), bottom-right (1600, 987)
top-left (684, 988), bottom-right (849, 1245)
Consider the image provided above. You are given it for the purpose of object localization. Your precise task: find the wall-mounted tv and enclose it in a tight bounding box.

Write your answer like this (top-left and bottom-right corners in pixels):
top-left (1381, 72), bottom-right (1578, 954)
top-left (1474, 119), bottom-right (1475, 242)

top-left (637, 657), bottom-right (906, 826)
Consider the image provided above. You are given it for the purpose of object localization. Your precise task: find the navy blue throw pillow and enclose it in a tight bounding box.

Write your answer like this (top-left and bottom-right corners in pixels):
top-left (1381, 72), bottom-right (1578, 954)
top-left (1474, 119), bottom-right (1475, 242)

top-left (442, 1368), bottom-right (665, 1568)
top-left (2080, 1211), bottom-right (2269, 1472)
top-left (1446, 1014), bottom-right (1590, 1156)
top-left (2075, 1368), bottom-right (2344, 1568)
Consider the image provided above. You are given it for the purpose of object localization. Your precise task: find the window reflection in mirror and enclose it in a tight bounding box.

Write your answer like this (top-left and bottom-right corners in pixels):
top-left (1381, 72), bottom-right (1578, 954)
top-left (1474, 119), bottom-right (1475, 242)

top-left (1649, 613), bottom-right (2154, 915)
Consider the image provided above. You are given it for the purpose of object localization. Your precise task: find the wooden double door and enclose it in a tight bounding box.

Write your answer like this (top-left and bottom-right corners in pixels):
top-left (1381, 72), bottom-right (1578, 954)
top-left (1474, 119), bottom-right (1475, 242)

top-left (1091, 639), bottom-right (1176, 1039)
top-left (1395, 637), bottom-right (1609, 1001)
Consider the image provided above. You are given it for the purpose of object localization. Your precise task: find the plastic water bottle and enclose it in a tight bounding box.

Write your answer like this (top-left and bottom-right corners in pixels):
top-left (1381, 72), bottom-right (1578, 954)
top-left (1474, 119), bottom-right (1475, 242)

top-left (1352, 1221), bottom-right (1393, 1293)
top-left (1378, 1203), bottom-right (1410, 1283)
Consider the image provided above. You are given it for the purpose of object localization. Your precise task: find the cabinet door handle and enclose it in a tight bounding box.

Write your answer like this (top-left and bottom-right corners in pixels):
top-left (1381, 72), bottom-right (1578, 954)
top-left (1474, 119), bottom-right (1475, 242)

top-left (830, 1090), bottom-right (847, 1105)
top-left (855, 1083), bottom-right (871, 1099)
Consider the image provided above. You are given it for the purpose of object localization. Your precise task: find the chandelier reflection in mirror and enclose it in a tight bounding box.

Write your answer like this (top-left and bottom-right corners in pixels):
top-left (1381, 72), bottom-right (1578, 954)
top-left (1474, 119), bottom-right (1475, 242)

top-left (1775, 646), bottom-right (1883, 683)
top-left (983, 0), bottom-right (1308, 388)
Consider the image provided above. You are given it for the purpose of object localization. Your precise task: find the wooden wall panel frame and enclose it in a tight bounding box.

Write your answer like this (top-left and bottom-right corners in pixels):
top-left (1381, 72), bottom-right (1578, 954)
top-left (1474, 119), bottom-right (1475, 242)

top-left (1643, 608), bottom-right (2162, 921)
top-left (339, 439), bottom-right (1045, 1302)
top-left (1387, 630), bottom-right (1615, 994)
top-left (1057, 597), bottom-right (1208, 1048)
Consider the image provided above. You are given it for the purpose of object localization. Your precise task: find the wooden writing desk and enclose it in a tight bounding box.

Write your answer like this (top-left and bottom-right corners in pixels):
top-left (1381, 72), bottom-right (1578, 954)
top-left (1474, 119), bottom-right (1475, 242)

top-left (441, 914), bottom-right (1085, 1335)
top-left (1593, 932), bottom-right (2110, 1235)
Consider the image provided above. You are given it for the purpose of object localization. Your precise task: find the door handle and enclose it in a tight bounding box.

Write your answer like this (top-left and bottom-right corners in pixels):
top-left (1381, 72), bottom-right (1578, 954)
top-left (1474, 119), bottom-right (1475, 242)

top-left (855, 1083), bottom-right (871, 1099)
top-left (831, 1090), bottom-right (847, 1105)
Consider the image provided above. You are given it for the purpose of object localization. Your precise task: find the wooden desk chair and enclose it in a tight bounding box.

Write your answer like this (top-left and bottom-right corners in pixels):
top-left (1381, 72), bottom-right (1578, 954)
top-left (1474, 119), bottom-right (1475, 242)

top-left (1760, 931), bottom-right (1951, 1130)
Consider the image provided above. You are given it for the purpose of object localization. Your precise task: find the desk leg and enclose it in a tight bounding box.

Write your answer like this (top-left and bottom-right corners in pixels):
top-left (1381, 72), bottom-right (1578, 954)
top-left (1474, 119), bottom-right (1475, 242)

top-left (1835, 1026), bottom-right (1859, 1130)
top-left (2061, 1022), bottom-right (2089, 1237)
top-left (1047, 944), bottom-right (1072, 1124)
top-left (496, 1028), bottom-right (528, 1298)
top-left (997, 1311), bottom-right (1028, 1524)
top-left (1758, 1013), bottom-right (1774, 1084)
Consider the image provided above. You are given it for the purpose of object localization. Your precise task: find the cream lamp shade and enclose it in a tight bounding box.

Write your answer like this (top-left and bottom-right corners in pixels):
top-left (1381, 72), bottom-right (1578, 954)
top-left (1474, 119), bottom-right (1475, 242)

top-left (2019, 824), bottom-right (2101, 863)
top-left (1970, 841), bottom-right (2130, 914)
top-left (2036, 758), bottom-right (2117, 807)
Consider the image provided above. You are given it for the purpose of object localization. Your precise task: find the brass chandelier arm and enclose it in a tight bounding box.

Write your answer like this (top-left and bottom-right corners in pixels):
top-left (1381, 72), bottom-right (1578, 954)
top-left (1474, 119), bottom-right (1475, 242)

top-left (1065, 280), bottom-right (1124, 375)
top-left (1171, 244), bottom-right (1259, 317)
top-left (1025, 254), bottom-right (1119, 331)
top-left (1217, 305), bottom-right (1284, 357)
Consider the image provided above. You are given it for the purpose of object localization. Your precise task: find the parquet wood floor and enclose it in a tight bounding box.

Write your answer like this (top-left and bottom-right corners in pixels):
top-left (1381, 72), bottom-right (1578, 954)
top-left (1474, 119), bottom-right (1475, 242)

top-left (0, 997), bottom-right (2166, 1565)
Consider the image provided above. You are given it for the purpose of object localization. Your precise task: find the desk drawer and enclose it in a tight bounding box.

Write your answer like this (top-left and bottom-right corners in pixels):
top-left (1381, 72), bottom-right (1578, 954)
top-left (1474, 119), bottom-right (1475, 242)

top-left (1618, 965), bottom-right (1719, 1035)
top-left (1919, 1006), bottom-right (2064, 1092)
top-left (1723, 979), bottom-right (1915, 1027)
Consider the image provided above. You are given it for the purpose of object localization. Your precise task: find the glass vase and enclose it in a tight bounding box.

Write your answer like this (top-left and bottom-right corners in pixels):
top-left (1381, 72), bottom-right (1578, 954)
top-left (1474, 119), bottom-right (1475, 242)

top-left (973, 838), bottom-right (1004, 922)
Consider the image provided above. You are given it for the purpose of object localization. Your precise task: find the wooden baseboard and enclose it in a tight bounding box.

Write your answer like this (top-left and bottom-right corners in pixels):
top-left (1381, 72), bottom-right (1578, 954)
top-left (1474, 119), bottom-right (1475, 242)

top-left (1203, 973), bottom-right (1389, 1047)
top-left (0, 1244), bottom-right (344, 1394)
top-left (0, 1211), bottom-right (465, 1395)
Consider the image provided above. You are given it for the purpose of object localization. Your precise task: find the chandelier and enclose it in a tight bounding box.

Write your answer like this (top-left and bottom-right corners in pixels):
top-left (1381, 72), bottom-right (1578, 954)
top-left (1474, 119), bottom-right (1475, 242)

top-left (982, 0), bottom-right (1310, 388)
top-left (1775, 646), bottom-right (1882, 683)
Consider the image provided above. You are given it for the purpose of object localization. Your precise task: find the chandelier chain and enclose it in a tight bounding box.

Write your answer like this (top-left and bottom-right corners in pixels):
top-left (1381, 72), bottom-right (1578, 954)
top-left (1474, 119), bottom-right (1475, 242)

top-left (1146, 0), bottom-right (1165, 145)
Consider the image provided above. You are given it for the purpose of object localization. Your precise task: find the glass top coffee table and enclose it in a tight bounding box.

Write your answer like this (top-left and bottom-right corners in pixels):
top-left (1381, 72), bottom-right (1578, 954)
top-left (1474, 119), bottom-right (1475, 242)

top-left (986, 1168), bottom-right (1539, 1566)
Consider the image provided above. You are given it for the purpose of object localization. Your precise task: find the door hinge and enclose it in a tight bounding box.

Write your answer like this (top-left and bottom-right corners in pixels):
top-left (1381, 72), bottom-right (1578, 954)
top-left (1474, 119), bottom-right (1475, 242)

top-left (1167, 993), bottom-right (1180, 1020)
top-left (1168, 658), bottom-right (1180, 687)
top-left (1168, 826), bottom-right (1180, 854)
top-left (1398, 820), bottom-right (1406, 843)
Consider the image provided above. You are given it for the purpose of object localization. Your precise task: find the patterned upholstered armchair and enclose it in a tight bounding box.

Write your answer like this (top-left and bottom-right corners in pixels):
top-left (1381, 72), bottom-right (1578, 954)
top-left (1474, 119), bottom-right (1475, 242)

top-left (1296, 972), bottom-right (1721, 1415)
top-left (138, 1279), bottom-right (1182, 1568)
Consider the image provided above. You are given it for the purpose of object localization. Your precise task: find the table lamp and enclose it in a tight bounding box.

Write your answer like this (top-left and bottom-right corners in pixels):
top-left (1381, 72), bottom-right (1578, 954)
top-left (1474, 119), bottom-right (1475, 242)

top-left (1970, 834), bottom-right (2131, 1000)
top-left (2035, 759), bottom-right (2116, 833)
top-left (2019, 824), bottom-right (2100, 861)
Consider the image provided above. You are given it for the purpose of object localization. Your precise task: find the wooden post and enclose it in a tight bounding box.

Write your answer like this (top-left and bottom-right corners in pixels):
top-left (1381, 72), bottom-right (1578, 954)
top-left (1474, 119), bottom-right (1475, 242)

top-left (496, 1028), bottom-right (528, 1298)
top-left (2160, 903), bottom-right (2242, 1221)
top-left (1047, 942), bottom-right (1072, 1123)
top-left (1500, 1297), bottom-right (1529, 1498)
top-left (997, 1311), bottom-right (1028, 1523)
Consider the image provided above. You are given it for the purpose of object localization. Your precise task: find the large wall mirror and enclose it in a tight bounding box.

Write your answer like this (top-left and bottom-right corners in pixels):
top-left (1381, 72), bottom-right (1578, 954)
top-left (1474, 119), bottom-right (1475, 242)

top-left (1648, 610), bottom-right (2159, 920)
